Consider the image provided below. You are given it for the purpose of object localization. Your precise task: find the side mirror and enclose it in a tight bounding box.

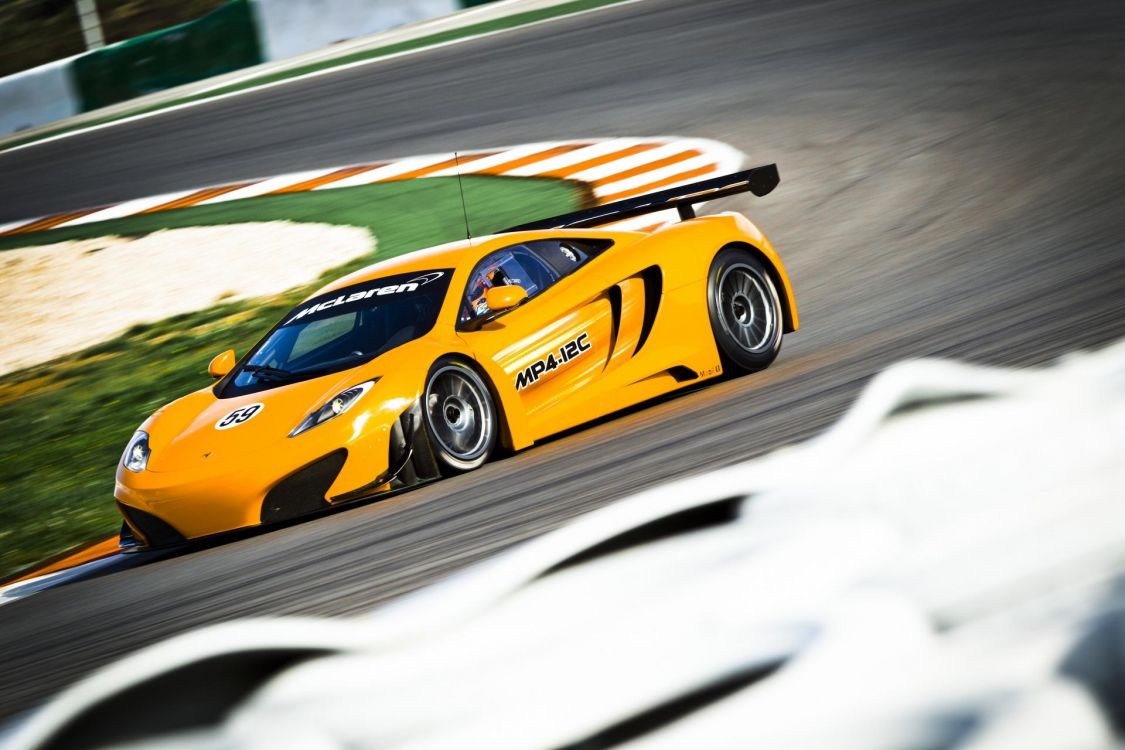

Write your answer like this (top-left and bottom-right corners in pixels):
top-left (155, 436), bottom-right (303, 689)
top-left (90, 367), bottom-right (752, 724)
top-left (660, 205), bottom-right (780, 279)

top-left (208, 349), bottom-right (236, 379)
top-left (485, 285), bottom-right (528, 312)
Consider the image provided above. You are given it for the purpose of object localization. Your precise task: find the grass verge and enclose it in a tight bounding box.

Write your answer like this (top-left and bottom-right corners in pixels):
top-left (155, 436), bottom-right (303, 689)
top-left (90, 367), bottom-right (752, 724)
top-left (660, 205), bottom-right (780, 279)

top-left (0, 175), bottom-right (583, 578)
top-left (1, 0), bottom-right (629, 153)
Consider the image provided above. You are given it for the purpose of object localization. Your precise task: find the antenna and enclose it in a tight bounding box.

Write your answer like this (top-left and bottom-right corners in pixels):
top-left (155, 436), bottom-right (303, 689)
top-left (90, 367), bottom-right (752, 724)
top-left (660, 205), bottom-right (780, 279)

top-left (453, 151), bottom-right (473, 243)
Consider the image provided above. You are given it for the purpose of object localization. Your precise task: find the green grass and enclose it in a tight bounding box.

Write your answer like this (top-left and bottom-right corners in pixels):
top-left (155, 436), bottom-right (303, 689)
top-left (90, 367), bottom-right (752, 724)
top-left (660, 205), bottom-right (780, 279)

top-left (0, 0), bottom-right (628, 153)
top-left (0, 175), bottom-right (584, 579)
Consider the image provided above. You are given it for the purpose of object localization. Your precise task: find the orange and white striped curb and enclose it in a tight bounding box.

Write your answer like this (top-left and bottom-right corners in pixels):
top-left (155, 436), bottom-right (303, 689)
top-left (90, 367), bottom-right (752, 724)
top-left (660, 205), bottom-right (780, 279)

top-left (0, 136), bottom-right (745, 238)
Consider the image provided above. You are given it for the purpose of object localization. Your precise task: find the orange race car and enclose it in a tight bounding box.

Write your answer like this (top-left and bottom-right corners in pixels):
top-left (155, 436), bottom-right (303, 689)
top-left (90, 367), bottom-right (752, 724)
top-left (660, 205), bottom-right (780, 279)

top-left (115, 166), bottom-right (798, 549)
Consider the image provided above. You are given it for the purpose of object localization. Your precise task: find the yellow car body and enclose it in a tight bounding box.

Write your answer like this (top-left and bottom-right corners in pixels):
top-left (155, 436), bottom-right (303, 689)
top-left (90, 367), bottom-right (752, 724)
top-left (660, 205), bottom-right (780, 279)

top-left (115, 169), bottom-right (798, 548)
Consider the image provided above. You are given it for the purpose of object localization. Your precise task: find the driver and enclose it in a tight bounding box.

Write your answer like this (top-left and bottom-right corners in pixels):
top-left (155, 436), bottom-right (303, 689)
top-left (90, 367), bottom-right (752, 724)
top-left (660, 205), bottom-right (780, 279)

top-left (468, 262), bottom-right (518, 318)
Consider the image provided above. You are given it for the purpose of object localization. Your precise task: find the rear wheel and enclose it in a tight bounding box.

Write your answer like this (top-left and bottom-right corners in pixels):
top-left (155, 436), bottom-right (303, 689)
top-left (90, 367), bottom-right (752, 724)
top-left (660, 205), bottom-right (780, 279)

top-left (422, 359), bottom-right (498, 473)
top-left (706, 248), bottom-right (783, 373)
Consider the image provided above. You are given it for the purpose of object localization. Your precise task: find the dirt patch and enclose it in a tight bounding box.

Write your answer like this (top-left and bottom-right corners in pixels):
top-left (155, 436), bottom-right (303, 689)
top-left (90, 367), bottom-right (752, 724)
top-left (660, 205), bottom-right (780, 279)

top-left (0, 222), bottom-right (374, 376)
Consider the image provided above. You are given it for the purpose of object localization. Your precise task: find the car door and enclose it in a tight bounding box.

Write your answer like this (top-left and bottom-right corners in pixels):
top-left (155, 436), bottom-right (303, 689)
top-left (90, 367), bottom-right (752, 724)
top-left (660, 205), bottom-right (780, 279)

top-left (456, 239), bottom-right (619, 440)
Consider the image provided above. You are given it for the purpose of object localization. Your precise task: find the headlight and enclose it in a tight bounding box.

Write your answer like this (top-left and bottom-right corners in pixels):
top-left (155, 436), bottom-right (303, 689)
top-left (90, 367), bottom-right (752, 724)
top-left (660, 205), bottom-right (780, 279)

top-left (122, 430), bottom-right (150, 473)
top-left (289, 380), bottom-right (376, 438)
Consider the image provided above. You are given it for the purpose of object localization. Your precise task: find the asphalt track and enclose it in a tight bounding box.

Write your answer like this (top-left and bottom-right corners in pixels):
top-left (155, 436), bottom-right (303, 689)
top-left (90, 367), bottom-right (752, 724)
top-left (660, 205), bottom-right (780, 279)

top-left (1, 0), bottom-right (1124, 723)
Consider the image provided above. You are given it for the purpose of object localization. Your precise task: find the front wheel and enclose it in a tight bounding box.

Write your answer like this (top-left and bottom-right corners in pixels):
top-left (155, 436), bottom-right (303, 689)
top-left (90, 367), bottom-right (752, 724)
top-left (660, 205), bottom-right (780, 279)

top-left (706, 249), bottom-right (784, 374)
top-left (422, 359), bottom-right (498, 473)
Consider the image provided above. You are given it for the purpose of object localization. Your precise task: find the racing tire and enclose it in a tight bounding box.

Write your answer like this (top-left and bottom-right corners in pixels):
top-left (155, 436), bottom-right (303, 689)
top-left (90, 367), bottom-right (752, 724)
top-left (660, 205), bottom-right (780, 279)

top-left (706, 248), bottom-right (783, 374)
top-left (422, 358), bottom-right (499, 473)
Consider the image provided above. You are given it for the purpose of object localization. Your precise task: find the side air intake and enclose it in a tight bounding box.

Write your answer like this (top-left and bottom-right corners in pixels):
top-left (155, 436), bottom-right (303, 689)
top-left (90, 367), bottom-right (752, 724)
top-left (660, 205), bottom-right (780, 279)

top-left (261, 450), bottom-right (346, 524)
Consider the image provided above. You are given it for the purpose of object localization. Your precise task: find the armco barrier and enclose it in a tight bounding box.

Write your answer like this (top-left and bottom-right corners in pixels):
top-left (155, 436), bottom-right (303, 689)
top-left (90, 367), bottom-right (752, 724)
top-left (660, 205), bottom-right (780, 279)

top-left (72, 0), bottom-right (262, 112)
top-left (0, 56), bottom-right (81, 135)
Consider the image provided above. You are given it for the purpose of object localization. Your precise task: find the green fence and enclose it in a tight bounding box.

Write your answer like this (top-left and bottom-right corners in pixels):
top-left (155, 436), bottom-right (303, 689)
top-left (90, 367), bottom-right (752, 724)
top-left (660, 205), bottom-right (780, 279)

top-left (72, 0), bottom-right (262, 112)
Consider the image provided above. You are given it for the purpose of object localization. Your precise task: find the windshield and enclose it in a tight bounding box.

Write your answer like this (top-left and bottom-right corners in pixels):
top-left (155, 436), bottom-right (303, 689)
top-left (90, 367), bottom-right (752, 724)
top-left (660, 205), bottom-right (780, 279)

top-left (219, 269), bottom-right (452, 397)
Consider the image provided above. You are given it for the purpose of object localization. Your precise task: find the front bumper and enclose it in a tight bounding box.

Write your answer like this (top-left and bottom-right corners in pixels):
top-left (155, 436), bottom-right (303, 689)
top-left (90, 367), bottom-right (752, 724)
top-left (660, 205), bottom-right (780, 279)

top-left (115, 400), bottom-right (437, 545)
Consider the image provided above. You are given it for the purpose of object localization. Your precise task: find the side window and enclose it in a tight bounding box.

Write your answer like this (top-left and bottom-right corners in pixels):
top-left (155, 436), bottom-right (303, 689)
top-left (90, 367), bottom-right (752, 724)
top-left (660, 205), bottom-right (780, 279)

top-left (459, 245), bottom-right (560, 325)
top-left (458, 239), bottom-right (612, 326)
top-left (525, 239), bottom-right (601, 279)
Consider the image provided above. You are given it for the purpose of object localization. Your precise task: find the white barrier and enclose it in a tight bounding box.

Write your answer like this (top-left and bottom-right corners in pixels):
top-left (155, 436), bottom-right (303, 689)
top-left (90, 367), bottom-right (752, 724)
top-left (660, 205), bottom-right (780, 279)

top-left (0, 56), bottom-right (80, 135)
top-left (252, 0), bottom-right (460, 61)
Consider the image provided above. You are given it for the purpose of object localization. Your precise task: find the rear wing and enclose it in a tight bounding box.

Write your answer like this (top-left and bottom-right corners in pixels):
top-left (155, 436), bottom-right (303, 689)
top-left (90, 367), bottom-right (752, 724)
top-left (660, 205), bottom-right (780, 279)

top-left (504, 164), bottom-right (779, 232)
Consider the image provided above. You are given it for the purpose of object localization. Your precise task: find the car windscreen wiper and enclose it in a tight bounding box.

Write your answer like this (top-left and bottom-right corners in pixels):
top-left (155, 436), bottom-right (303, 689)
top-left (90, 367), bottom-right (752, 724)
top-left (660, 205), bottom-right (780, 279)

top-left (242, 364), bottom-right (299, 382)
top-left (243, 363), bottom-right (343, 382)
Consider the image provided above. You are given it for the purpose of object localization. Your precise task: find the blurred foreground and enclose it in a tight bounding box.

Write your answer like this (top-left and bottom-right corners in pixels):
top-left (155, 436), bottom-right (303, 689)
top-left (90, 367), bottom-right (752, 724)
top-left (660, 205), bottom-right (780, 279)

top-left (7, 337), bottom-right (1125, 749)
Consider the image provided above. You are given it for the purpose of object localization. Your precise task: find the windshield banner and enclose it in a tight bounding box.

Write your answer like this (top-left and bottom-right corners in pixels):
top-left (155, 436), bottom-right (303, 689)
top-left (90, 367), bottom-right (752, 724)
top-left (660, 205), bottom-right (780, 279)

top-left (284, 269), bottom-right (452, 327)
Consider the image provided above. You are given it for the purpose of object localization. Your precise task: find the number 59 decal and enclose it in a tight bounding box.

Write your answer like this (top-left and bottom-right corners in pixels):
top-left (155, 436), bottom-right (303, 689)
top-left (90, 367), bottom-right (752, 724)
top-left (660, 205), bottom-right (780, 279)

top-left (215, 403), bottom-right (264, 430)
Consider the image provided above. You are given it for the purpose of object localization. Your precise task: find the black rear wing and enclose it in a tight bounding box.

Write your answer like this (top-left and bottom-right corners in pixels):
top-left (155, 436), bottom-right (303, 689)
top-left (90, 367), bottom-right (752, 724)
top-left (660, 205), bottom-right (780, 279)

top-left (504, 163), bottom-right (779, 232)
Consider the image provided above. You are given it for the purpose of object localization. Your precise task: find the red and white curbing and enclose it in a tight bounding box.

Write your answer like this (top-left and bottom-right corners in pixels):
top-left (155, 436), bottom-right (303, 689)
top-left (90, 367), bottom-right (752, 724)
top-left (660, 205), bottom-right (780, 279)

top-left (0, 136), bottom-right (745, 238)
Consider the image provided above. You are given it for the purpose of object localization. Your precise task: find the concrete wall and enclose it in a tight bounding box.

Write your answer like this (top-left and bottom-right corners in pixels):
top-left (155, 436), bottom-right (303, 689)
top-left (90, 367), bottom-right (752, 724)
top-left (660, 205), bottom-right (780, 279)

top-left (0, 56), bottom-right (81, 135)
top-left (253, 0), bottom-right (460, 61)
